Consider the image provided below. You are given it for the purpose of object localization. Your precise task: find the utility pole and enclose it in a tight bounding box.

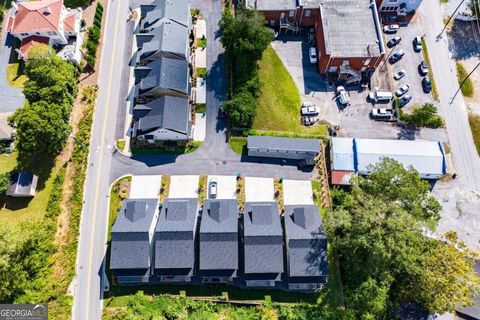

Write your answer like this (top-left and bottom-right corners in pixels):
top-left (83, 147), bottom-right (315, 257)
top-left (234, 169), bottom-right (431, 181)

top-left (450, 61), bottom-right (480, 104)
top-left (437, 0), bottom-right (467, 40)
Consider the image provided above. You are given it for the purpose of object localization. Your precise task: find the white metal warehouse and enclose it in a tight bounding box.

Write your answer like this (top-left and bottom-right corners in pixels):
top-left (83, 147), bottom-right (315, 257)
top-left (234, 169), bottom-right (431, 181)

top-left (330, 137), bottom-right (447, 185)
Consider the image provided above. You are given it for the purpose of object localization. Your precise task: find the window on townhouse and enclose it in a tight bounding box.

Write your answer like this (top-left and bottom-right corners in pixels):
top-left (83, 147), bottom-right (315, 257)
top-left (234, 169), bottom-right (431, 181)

top-left (305, 9), bottom-right (311, 17)
top-left (289, 10), bottom-right (295, 17)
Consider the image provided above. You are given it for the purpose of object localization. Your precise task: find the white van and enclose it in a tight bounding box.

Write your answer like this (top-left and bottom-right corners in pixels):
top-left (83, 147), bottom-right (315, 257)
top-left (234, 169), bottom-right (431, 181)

top-left (368, 91), bottom-right (393, 103)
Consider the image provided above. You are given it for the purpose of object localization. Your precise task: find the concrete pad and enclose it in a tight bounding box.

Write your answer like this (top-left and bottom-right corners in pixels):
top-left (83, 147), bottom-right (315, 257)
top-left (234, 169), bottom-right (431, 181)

top-left (129, 175), bottom-right (162, 199)
top-left (245, 177), bottom-right (274, 202)
top-left (208, 175), bottom-right (237, 200)
top-left (169, 175), bottom-right (199, 199)
top-left (195, 19), bottom-right (206, 39)
top-left (283, 179), bottom-right (314, 205)
top-left (195, 48), bottom-right (207, 68)
top-left (196, 77), bottom-right (206, 104)
top-left (193, 113), bottom-right (206, 141)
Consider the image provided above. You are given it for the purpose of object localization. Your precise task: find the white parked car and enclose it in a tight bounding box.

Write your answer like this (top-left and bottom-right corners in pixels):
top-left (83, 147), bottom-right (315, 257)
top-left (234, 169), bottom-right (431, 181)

top-left (301, 104), bottom-right (320, 115)
top-left (336, 86), bottom-right (350, 105)
top-left (394, 69), bottom-right (406, 80)
top-left (395, 84), bottom-right (410, 97)
top-left (383, 24), bottom-right (399, 33)
top-left (309, 47), bottom-right (317, 64)
top-left (209, 179), bottom-right (218, 198)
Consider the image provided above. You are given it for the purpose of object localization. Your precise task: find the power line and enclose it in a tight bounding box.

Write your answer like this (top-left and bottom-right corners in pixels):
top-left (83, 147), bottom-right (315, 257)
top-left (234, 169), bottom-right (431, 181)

top-left (450, 60), bottom-right (480, 104)
top-left (438, 0), bottom-right (468, 40)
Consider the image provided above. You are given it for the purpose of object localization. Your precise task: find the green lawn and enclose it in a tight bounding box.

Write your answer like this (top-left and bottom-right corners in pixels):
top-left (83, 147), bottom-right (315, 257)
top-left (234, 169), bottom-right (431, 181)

top-left (469, 115), bottom-right (480, 156)
top-left (456, 62), bottom-right (474, 98)
top-left (0, 153), bottom-right (59, 225)
top-left (6, 63), bottom-right (27, 88)
top-left (254, 46), bottom-right (327, 136)
top-left (229, 137), bottom-right (247, 155)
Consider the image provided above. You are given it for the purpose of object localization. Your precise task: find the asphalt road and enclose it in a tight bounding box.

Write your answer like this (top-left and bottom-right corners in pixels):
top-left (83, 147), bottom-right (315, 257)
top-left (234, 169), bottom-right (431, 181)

top-left (72, 0), bottom-right (130, 318)
top-left (419, 0), bottom-right (480, 193)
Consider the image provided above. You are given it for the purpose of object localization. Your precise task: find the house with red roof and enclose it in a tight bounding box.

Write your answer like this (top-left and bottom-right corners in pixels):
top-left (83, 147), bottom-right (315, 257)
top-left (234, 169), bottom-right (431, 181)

top-left (7, 0), bottom-right (83, 63)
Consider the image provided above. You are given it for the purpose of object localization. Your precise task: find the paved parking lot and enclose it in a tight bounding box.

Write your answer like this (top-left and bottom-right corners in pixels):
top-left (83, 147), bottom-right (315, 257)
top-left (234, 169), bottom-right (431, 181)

top-left (169, 175), bottom-right (199, 198)
top-left (272, 34), bottom-right (447, 142)
top-left (244, 177), bottom-right (274, 202)
top-left (207, 175), bottom-right (237, 200)
top-left (282, 179), bottom-right (314, 205)
top-left (385, 22), bottom-right (433, 113)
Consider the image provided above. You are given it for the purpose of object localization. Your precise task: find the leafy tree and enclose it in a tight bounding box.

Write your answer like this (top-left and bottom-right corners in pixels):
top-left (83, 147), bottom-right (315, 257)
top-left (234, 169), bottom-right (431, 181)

top-left (358, 158), bottom-right (441, 223)
top-left (222, 91), bottom-right (257, 128)
top-left (400, 103), bottom-right (444, 128)
top-left (219, 7), bottom-right (274, 93)
top-left (10, 101), bottom-right (70, 155)
top-left (409, 233), bottom-right (480, 314)
top-left (0, 172), bottom-right (9, 201)
top-left (23, 45), bottom-right (78, 106)
top-left (327, 158), bottom-right (480, 318)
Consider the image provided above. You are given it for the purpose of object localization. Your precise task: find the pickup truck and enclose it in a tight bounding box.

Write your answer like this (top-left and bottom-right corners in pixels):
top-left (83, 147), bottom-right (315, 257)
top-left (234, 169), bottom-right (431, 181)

top-left (370, 108), bottom-right (394, 121)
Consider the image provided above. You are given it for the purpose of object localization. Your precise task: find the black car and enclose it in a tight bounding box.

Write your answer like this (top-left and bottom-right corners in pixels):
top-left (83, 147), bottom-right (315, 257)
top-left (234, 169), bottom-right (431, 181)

top-left (419, 61), bottom-right (429, 76)
top-left (389, 49), bottom-right (405, 64)
top-left (397, 94), bottom-right (412, 108)
top-left (422, 77), bottom-right (432, 93)
top-left (387, 36), bottom-right (401, 48)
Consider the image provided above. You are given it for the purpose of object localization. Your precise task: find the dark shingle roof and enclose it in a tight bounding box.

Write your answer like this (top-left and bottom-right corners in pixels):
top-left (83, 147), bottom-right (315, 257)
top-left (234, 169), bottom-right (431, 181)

top-left (110, 199), bottom-right (159, 270)
top-left (154, 198), bottom-right (198, 270)
top-left (247, 136), bottom-right (320, 153)
top-left (243, 202), bottom-right (284, 274)
top-left (199, 199), bottom-right (239, 271)
top-left (284, 205), bottom-right (328, 277)
top-left (143, 0), bottom-right (190, 28)
top-left (7, 172), bottom-right (38, 196)
top-left (139, 21), bottom-right (188, 60)
top-left (135, 56), bottom-right (189, 94)
top-left (134, 96), bottom-right (190, 135)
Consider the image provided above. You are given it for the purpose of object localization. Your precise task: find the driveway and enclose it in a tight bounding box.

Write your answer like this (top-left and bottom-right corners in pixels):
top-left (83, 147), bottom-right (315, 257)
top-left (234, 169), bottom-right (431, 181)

top-left (283, 179), bottom-right (314, 205)
top-left (129, 175), bottom-right (162, 199)
top-left (0, 24), bottom-right (25, 112)
top-left (169, 175), bottom-right (199, 198)
top-left (245, 177), bottom-right (274, 202)
top-left (207, 175), bottom-right (236, 199)
top-left (271, 34), bottom-right (447, 142)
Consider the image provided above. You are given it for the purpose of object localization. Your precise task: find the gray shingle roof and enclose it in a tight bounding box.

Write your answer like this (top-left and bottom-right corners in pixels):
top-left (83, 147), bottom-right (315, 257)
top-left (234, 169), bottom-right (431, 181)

top-left (135, 56), bottom-right (189, 94)
top-left (110, 199), bottom-right (159, 270)
top-left (247, 136), bottom-right (320, 153)
top-left (284, 205), bottom-right (328, 277)
top-left (7, 172), bottom-right (38, 196)
top-left (139, 21), bottom-right (189, 60)
top-left (243, 202), bottom-right (284, 274)
top-left (143, 0), bottom-right (190, 28)
top-left (134, 96), bottom-right (190, 135)
top-left (199, 199), bottom-right (239, 271)
top-left (154, 198), bottom-right (198, 270)
top-left (247, 0), bottom-right (322, 10)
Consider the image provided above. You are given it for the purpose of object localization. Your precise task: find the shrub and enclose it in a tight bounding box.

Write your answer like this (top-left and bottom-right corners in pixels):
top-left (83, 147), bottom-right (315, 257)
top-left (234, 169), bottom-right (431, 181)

top-left (95, 5), bottom-right (103, 15)
top-left (0, 172), bottom-right (9, 202)
top-left (80, 19), bottom-right (86, 28)
top-left (456, 62), bottom-right (474, 98)
top-left (86, 40), bottom-right (97, 54)
top-left (85, 54), bottom-right (96, 69)
top-left (400, 103), bottom-right (444, 128)
top-left (87, 27), bottom-right (100, 43)
top-left (223, 91), bottom-right (257, 128)
top-left (94, 10), bottom-right (102, 22)
top-left (94, 16), bottom-right (101, 28)
top-left (96, 2), bottom-right (103, 11)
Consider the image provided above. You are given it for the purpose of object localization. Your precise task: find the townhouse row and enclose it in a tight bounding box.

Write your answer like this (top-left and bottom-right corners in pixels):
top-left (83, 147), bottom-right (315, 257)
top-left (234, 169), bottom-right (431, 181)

top-left (110, 196), bottom-right (328, 292)
top-left (131, 0), bottom-right (194, 142)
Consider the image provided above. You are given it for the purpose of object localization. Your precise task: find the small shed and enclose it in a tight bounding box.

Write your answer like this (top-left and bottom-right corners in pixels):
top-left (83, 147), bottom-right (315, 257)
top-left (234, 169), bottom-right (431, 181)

top-left (7, 172), bottom-right (38, 197)
top-left (247, 136), bottom-right (321, 160)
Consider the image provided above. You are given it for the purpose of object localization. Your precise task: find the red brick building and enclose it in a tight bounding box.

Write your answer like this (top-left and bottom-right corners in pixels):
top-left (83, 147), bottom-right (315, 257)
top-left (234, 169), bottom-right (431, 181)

top-left (247, 0), bottom-right (385, 83)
